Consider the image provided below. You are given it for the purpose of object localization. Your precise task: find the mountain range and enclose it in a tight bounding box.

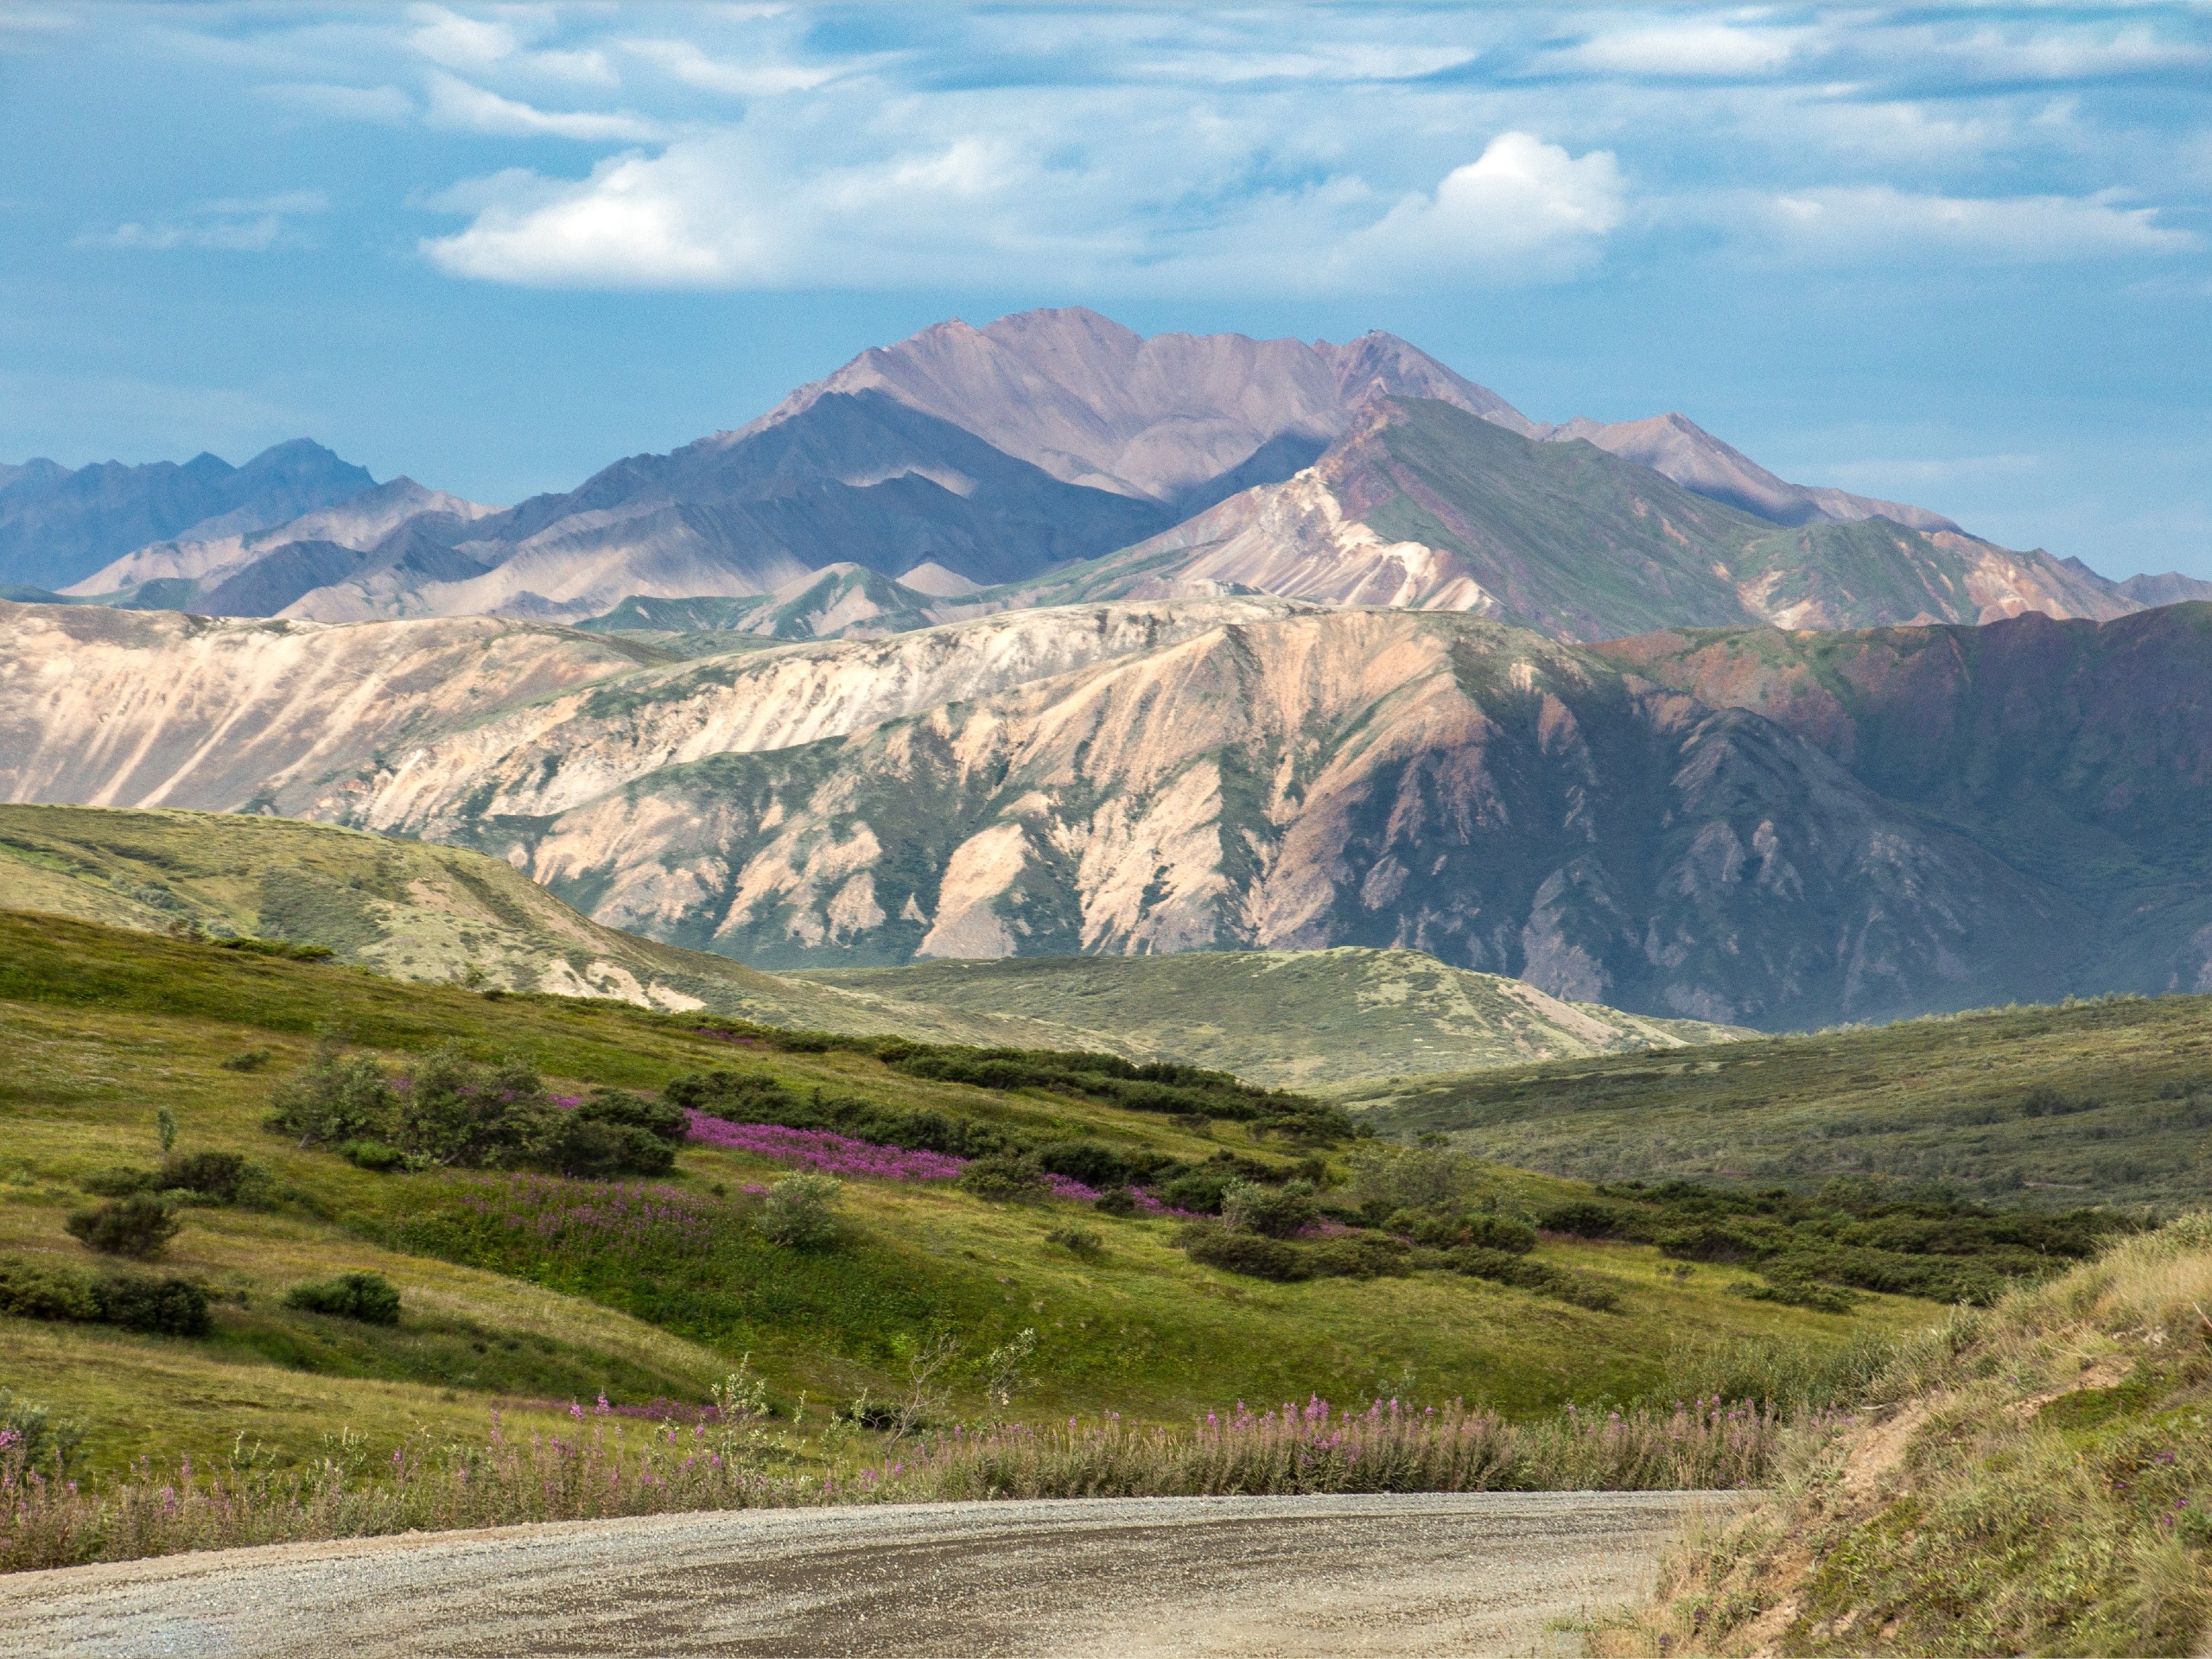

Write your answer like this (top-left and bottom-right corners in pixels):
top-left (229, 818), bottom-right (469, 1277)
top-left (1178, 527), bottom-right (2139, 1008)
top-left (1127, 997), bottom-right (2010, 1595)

top-left (48, 308), bottom-right (2172, 639)
top-left (0, 440), bottom-right (373, 592)
top-left (7, 590), bottom-right (2207, 1027)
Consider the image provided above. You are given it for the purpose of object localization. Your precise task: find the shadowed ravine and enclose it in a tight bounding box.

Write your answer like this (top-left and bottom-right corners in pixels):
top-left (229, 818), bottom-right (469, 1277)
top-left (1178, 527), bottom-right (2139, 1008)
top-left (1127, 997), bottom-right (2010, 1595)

top-left (0, 1492), bottom-right (1732, 1658)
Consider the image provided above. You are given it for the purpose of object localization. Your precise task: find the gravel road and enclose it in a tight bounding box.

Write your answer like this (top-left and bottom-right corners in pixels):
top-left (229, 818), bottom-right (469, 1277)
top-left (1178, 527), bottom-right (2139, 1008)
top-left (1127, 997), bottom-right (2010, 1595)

top-left (0, 1491), bottom-right (1730, 1658)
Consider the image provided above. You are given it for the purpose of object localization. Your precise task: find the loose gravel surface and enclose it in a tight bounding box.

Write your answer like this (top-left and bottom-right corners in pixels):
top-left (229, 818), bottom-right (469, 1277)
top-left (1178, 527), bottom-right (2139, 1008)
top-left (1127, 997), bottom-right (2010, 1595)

top-left (0, 1491), bottom-right (1732, 1658)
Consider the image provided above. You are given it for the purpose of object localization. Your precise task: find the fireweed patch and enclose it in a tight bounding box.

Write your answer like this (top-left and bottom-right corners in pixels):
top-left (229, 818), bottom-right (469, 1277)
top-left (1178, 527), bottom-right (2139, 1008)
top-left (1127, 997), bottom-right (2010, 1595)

top-left (683, 1113), bottom-right (1100, 1202)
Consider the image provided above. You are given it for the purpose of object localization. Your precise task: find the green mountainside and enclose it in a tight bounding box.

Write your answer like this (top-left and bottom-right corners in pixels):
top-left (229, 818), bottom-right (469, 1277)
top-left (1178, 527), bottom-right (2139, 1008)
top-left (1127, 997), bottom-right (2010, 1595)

top-left (796, 950), bottom-right (1746, 1088)
top-left (1349, 993), bottom-right (2212, 1211)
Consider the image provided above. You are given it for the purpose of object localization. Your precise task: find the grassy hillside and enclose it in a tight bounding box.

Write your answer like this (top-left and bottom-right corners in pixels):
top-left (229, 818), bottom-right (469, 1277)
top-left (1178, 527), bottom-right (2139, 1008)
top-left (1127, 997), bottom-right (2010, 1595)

top-left (0, 909), bottom-right (1929, 1484)
top-left (1348, 995), bottom-right (2212, 1211)
top-left (797, 949), bottom-right (1747, 1089)
top-left (0, 804), bottom-right (1117, 1052)
top-left (1604, 1216), bottom-right (2212, 1656)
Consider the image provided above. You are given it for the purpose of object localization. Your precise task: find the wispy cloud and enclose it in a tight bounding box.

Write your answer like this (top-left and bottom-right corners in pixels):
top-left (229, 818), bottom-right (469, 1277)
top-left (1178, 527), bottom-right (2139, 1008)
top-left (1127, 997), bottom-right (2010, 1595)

top-left (87, 190), bottom-right (331, 252)
top-left (423, 72), bottom-right (665, 142)
top-left (1541, 21), bottom-right (1813, 79)
top-left (1759, 184), bottom-right (2199, 260)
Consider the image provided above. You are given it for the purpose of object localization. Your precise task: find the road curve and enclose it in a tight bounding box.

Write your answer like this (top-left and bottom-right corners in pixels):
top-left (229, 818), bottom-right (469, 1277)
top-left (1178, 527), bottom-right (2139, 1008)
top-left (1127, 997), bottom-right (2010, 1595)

top-left (0, 1491), bottom-right (1732, 1658)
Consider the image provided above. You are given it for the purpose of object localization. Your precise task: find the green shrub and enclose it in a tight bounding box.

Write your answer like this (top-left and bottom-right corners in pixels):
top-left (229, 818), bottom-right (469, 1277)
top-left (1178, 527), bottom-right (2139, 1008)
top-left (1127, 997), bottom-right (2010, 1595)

top-left (1655, 1223), bottom-right (1763, 1263)
top-left (1035, 1140), bottom-right (1135, 1190)
top-left (92, 1271), bottom-right (211, 1336)
top-left (756, 1173), bottom-right (840, 1249)
top-left (0, 1259), bottom-right (99, 1322)
top-left (214, 937), bottom-right (334, 962)
top-left (157, 1151), bottom-right (254, 1204)
top-left (0, 1388), bottom-right (86, 1474)
top-left (1302, 1235), bottom-right (1414, 1280)
top-left (1737, 1272), bottom-right (1857, 1314)
top-left (338, 1139), bottom-right (413, 1173)
top-left (267, 1038), bottom-right (396, 1147)
top-left (957, 1156), bottom-right (1049, 1203)
top-left (285, 1271), bottom-right (402, 1325)
top-left (1152, 1166), bottom-right (1236, 1215)
top-left (391, 1045), bottom-right (556, 1169)
top-left (1220, 1179), bottom-right (1319, 1238)
top-left (544, 1090), bottom-right (685, 1178)
top-left (65, 1195), bottom-right (180, 1259)
top-left (1045, 1225), bottom-right (1105, 1260)
top-left (219, 1047), bottom-right (274, 1072)
top-left (1091, 1186), bottom-right (1140, 1217)
top-left (79, 1166), bottom-right (157, 1198)
top-left (1536, 1200), bottom-right (1632, 1239)
top-left (1181, 1224), bottom-right (1308, 1281)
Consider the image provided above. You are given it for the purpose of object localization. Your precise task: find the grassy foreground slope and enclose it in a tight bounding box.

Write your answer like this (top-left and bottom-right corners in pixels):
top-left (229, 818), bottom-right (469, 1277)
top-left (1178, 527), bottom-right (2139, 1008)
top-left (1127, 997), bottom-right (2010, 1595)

top-left (1349, 995), bottom-right (2212, 1210)
top-left (0, 804), bottom-right (1115, 1051)
top-left (1604, 1216), bottom-right (2212, 1656)
top-left (0, 909), bottom-right (1915, 1480)
top-left (797, 950), bottom-right (1746, 1088)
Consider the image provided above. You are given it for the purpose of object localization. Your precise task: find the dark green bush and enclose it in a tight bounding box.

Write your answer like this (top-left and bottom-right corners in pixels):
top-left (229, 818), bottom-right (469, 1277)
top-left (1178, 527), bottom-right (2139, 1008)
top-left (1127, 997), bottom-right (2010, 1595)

top-left (391, 1045), bottom-right (556, 1169)
top-left (220, 1047), bottom-right (274, 1072)
top-left (1302, 1235), bottom-right (1414, 1280)
top-left (214, 937), bottom-right (334, 962)
top-left (92, 1271), bottom-right (211, 1336)
top-left (65, 1195), bottom-right (180, 1259)
top-left (1655, 1223), bottom-right (1763, 1264)
top-left (1219, 1179), bottom-right (1319, 1238)
top-left (1091, 1186), bottom-right (1140, 1217)
top-left (1181, 1224), bottom-right (1307, 1281)
top-left (284, 1271), bottom-right (402, 1325)
top-left (957, 1156), bottom-right (1049, 1203)
top-left (1536, 1201), bottom-right (1633, 1239)
top-left (338, 1139), bottom-right (412, 1173)
top-left (0, 1259), bottom-right (99, 1321)
top-left (543, 1090), bottom-right (685, 1179)
top-left (1152, 1166), bottom-right (1237, 1215)
top-left (157, 1151), bottom-right (253, 1204)
top-left (1035, 1140), bottom-right (1135, 1190)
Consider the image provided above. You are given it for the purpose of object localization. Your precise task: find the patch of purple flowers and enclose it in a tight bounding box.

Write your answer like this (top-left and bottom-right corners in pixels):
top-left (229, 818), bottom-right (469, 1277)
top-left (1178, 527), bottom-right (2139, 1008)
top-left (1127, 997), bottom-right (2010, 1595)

top-left (683, 1112), bottom-right (1119, 1206)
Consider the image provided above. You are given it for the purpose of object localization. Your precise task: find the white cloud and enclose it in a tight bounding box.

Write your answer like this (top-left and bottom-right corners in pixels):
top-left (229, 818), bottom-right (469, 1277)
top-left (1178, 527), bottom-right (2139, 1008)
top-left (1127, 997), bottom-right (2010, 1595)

top-left (1763, 184), bottom-right (2200, 260)
top-left (622, 37), bottom-right (849, 97)
top-left (407, 4), bottom-right (515, 70)
top-left (1332, 132), bottom-right (1624, 277)
top-left (1547, 22), bottom-right (1811, 79)
top-left (423, 72), bottom-right (666, 142)
top-left (421, 123), bottom-right (1625, 294)
top-left (89, 190), bottom-right (330, 252)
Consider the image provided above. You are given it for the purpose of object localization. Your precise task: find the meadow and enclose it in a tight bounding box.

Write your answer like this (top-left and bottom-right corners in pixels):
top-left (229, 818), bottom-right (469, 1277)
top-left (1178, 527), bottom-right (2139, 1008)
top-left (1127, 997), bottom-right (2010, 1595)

top-left (1348, 995), bottom-right (2212, 1211)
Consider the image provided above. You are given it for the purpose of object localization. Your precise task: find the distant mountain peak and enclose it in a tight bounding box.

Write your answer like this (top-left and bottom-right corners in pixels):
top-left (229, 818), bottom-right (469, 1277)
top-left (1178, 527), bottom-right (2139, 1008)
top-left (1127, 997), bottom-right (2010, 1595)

top-left (734, 305), bottom-right (1537, 505)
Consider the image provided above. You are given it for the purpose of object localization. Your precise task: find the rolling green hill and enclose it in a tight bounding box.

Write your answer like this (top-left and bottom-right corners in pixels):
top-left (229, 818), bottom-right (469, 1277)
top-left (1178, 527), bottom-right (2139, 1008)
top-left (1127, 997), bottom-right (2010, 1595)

top-left (0, 804), bottom-right (1109, 1052)
top-left (0, 909), bottom-right (1932, 1483)
top-left (1347, 994), bottom-right (2212, 1211)
top-left (796, 950), bottom-right (1746, 1089)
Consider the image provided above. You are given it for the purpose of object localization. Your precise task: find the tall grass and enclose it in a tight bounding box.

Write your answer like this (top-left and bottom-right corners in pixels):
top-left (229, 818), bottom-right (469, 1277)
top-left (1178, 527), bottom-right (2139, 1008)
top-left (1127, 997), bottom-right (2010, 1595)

top-left (0, 1394), bottom-right (1786, 1573)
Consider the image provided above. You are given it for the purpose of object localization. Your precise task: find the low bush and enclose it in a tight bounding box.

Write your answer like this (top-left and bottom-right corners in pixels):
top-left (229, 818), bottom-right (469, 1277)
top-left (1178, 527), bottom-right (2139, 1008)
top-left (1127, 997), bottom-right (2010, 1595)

top-left (544, 1090), bottom-right (687, 1179)
top-left (1537, 1200), bottom-right (1632, 1239)
top-left (756, 1172), bottom-right (840, 1249)
top-left (1219, 1179), bottom-right (1319, 1238)
top-left (1044, 1225), bottom-right (1104, 1260)
top-left (0, 1388), bottom-right (85, 1476)
top-left (957, 1156), bottom-right (1049, 1203)
top-left (220, 1047), bottom-right (275, 1072)
top-left (338, 1139), bottom-right (413, 1173)
top-left (284, 1271), bottom-right (402, 1325)
top-left (93, 1271), bottom-right (212, 1337)
top-left (1181, 1224), bottom-right (1307, 1281)
top-left (1035, 1140), bottom-right (1135, 1190)
top-left (214, 937), bottom-right (334, 962)
top-left (1091, 1186), bottom-right (1140, 1217)
top-left (65, 1194), bottom-right (181, 1259)
top-left (0, 1259), bottom-right (212, 1336)
top-left (0, 1259), bottom-right (100, 1321)
top-left (1302, 1235), bottom-right (1414, 1280)
top-left (267, 1039), bottom-right (395, 1148)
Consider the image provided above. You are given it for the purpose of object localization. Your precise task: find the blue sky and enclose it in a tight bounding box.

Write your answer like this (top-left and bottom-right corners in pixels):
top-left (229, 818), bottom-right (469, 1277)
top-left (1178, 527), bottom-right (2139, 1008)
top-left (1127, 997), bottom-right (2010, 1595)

top-left (3, 3), bottom-right (2209, 576)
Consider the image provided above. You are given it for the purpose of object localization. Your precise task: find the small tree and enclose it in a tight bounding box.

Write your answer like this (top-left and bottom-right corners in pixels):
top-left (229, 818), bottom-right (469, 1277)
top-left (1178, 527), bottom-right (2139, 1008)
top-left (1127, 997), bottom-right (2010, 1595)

top-left (757, 1172), bottom-right (841, 1248)
top-left (65, 1194), bottom-right (181, 1259)
top-left (155, 1108), bottom-right (177, 1156)
top-left (391, 1045), bottom-right (554, 1168)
